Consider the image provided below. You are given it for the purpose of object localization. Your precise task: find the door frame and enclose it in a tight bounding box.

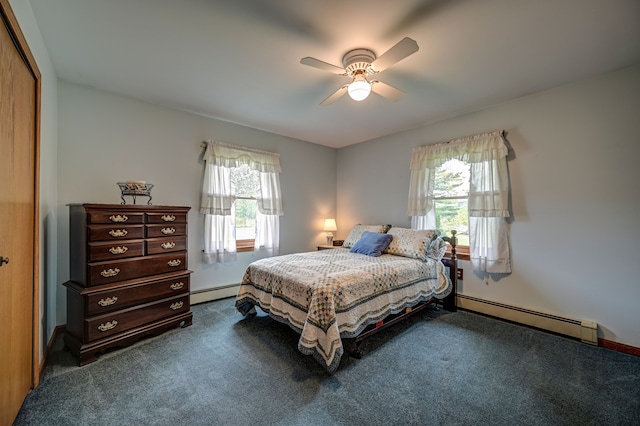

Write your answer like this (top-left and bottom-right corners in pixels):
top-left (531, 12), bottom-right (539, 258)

top-left (0, 0), bottom-right (42, 387)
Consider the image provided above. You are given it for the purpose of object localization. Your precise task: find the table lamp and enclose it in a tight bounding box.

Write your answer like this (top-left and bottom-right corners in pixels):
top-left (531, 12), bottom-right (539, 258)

top-left (323, 218), bottom-right (337, 245)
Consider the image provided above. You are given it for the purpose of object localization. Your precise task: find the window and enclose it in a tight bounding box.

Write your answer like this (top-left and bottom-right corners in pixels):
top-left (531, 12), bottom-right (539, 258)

top-left (200, 141), bottom-right (283, 263)
top-left (407, 131), bottom-right (512, 273)
top-left (231, 164), bottom-right (259, 251)
top-left (433, 159), bottom-right (470, 248)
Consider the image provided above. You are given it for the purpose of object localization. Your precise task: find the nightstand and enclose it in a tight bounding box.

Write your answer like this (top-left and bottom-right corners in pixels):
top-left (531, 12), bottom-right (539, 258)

top-left (317, 239), bottom-right (344, 250)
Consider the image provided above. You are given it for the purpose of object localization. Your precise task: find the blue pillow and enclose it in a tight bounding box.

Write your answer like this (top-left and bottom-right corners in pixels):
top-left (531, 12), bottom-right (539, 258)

top-left (349, 231), bottom-right (394, 257)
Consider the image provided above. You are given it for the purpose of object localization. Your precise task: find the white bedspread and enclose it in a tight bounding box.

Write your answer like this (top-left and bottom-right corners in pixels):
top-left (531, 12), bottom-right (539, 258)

top-left (235, 248), bottom-right (451, 371)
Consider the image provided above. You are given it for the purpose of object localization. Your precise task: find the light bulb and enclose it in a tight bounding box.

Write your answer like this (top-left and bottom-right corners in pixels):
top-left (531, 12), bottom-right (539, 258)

top-left (348, 75), bottom-right (371, 101)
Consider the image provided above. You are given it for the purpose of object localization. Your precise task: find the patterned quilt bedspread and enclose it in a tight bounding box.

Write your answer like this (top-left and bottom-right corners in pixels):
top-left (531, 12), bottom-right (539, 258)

top-left (235, 248), bottom-right (452, 372)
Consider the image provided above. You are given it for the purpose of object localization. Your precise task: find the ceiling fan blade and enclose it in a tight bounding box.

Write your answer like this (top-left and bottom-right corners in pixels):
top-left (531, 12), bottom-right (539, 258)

top-left (384, 0), bottom-right (456, 38)
top-left (320, 85), bottom-right (349, 106)
top-left (371, 80), bottom-right (405, 102)
top-left (300, 57), bottom-right (347, 75)
top-left (370, 37), bottom-right (419, 73)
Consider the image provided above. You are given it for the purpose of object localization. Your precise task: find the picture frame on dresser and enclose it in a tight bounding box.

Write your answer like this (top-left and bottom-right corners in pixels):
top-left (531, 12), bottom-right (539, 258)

top-left (63, 203), bottom-right (193, 366)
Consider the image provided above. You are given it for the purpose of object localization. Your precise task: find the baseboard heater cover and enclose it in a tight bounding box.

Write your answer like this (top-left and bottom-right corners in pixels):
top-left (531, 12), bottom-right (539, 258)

top-left (190, 283), bottom-right (240, 304)
top-left (456, 294), bottom-right (598, 345)
top-left (191, 289), bottom-right (599, 345)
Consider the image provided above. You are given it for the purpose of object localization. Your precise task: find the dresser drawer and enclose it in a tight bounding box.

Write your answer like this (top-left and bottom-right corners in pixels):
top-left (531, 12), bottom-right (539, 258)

top-left (85, 274), bottom-right (190, 316)
top-left (88, 225), bottom-right (144, 242)
top-left (88, 252), bottom-right (187, 286)
top-left (146, 224), bottom-right (187, 238)
top-left (85, 294), bottom-right (190, 341)
top-left (88, 211), bottom-right (145, 225)
top-left (88, 239), bottom-right (144, 262)
top-left (146, 236), bottom-right (187, 255)
top-left (146, 212), bottom-right (188, 224)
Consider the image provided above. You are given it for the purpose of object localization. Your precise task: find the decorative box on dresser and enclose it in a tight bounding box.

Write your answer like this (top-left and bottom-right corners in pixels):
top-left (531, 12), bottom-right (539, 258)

top-left (64, 203), bottom-right (193, 366)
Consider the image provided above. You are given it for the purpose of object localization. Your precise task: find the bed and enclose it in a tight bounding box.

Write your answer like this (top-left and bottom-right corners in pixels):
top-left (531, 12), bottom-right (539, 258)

top-left (235, 225), bottom-right (458, 372)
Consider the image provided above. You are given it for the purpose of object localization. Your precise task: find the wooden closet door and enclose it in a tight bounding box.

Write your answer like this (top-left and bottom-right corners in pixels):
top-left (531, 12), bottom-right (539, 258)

top-left (0, 1), bottom-right (39, 424)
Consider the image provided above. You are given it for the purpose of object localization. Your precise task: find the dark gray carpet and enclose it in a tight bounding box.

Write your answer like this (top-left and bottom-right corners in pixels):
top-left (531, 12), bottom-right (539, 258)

top-left (15, 298), bottom-right (640, 425)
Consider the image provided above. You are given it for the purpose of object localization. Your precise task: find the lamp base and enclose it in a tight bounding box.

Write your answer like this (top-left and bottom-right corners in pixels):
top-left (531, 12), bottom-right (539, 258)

top-left (326, 235), bottom-right (334, 245)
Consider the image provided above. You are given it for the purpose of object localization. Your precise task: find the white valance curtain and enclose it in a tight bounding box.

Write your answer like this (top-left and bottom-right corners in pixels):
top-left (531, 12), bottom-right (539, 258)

top-left (200, 141), bottom-right (283, 263)
top-left (408, 131), bottom-right (512, 274)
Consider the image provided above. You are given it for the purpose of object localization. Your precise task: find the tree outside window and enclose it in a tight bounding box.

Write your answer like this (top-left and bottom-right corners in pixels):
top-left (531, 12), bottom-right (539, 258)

top-left (230, 164), bottom-right (259, 242)
top-left (433, 159), bottom-right (470, 246)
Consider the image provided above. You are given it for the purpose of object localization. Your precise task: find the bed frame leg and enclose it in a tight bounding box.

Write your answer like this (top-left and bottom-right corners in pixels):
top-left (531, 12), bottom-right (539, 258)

top-left (350, 346), bottom-right (363, 359)
top-left (344, 338), bottom-right (363, 359)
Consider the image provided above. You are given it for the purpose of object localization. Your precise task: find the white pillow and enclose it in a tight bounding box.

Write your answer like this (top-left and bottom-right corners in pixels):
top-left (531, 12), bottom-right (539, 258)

top-left (426, 236), bottom-right (448, 261)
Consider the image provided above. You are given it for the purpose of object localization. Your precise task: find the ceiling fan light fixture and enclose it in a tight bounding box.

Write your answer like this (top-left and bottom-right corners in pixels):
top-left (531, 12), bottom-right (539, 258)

top-left (301, 38), bottom-right (418, 105)
top-left (348, 74), bottom-right (371, 101)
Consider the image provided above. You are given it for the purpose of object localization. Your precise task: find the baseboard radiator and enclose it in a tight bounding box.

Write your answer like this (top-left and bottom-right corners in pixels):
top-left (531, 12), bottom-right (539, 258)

top-left (457, 294), bottom-right (598, 345)
top-left (191, 283), bottom-right (240, 305)
top-left (190, 288), bottom-right (599, 345)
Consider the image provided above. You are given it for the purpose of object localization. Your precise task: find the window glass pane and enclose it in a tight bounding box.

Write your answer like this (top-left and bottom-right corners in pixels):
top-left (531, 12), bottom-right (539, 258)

top-left (231, 164), bottom-right (259, 198)
top-left (434, 159), bottom-right (470, 246)
top-left (235, 198), bottom-right (256, 240)
top-left (434, 199), bottom-right (469, 246)
top-left (434, 159), bottom-right (469, 198)
top-left (231, 164), bottom-right (259, 241)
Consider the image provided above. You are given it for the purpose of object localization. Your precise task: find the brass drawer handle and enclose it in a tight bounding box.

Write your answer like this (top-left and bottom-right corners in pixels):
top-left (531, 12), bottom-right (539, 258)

top-left (170, 301), bottom-right (184, 310)
top-left (170, 282), bottom-right (184, 291)
top-left (161, 215), bottom-right (176, 222)
top-left (98, 320), bottom-right (118, 332)
top-left (109, 246), bottom-right (128, 255)
top-left (168, 259), bottom-right (181, 267)
top-left (109, 214), bottom-right (128, 223)
top-left (100, 268), bottom-right (120, 278)
top-left (109, 229), bottom-right (128, 238)
top-left (98, 296), bottom-right (118, 307)
top-left (161, 227), bottom-right (176, 235)
top-left (161, 242), bottom-right (176, 249)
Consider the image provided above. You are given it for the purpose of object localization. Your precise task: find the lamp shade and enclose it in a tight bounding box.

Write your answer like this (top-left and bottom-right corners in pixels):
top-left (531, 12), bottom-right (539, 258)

top-left (347, 75), bottom-right (371, 101)
top-left (323, 218), bottom-right (337, 232)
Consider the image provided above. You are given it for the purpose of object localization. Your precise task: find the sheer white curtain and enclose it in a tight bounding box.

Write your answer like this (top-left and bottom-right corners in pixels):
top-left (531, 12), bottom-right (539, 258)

top-left (200, 141), bottom-right (283, 263)
top-left (407, 131), bottom-right (512, 273)
top-left (254, 169), bottom-right (283, 255)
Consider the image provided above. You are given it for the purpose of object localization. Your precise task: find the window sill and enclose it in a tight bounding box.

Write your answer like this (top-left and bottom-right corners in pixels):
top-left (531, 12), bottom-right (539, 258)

top-left (237, 239), bottom-right (254, 253)
top-left (444, 245), bottom-right (470, 261)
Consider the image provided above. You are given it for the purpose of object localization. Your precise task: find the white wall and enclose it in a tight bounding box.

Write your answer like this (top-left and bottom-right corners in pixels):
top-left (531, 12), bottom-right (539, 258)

top-left (337, 64), bottom-right (640, 348)
top-left (9, 0), bottom-right (59, 360)
top-left (56, 81), bottom-right (336, 324)
top-left (10, 0), bottom-right (640, 353)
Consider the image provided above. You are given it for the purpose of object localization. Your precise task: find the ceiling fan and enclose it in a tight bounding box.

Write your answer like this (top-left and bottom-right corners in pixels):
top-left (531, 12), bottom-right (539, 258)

top-left (300, 37), bottom-right (419, 105)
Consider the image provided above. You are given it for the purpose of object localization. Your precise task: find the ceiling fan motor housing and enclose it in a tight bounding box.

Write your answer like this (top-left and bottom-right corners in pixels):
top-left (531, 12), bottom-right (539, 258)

top-left (343, 49), bottom-right (376, 77)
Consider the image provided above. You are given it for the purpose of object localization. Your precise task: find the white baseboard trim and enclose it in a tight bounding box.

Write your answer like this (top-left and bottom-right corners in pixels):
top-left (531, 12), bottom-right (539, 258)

top-left (457, 294), bottom-right (598, 345)
top-left (190, 284), bottom-right (240, 305)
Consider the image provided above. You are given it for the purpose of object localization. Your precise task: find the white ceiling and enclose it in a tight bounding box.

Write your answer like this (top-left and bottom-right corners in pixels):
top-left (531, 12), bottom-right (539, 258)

top-left (28, 0), bottom-right (640, 148)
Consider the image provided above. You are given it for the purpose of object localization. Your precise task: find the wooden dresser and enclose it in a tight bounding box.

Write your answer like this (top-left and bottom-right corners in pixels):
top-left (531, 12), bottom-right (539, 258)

top-left (64, 203), bottom-right (193, 365)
